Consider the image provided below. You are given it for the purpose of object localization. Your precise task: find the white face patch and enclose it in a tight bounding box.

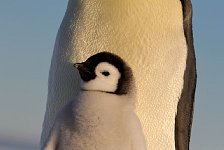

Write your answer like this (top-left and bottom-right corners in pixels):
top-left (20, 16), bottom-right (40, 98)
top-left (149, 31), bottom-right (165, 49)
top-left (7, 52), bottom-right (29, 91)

top-left (82, 62), bottom-right (121, 93)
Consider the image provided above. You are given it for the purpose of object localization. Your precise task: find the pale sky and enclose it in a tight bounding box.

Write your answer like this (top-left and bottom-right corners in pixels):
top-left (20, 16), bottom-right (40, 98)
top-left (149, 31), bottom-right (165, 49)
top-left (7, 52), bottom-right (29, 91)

top-left (0, 1), bottom-right (223, 149)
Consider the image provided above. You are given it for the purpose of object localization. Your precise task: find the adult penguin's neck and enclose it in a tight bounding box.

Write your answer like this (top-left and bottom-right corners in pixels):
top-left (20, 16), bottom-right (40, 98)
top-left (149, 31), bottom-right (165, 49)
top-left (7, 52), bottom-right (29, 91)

top-left (63, 0), bottom-right (185, 63)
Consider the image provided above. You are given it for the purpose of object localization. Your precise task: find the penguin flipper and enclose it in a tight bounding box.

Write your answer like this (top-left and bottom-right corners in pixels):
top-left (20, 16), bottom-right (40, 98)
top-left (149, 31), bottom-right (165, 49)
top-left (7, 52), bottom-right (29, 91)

top-left (175, 0), bottom-right (197, 150)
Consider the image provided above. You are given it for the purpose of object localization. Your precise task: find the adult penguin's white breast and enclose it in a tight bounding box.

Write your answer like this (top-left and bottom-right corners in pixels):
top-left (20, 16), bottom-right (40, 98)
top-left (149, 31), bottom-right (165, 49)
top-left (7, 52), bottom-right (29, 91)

top-left (41, 0), bottom-right (195, 149)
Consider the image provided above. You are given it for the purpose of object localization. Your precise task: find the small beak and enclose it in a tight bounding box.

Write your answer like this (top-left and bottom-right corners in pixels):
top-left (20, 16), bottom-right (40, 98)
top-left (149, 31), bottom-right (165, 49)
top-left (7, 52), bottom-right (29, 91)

top-left (74, 63), bottom-right (83, 69)
top-left (73, 63), bottom-right (95, 81)
top-left (74, 63), bottom-right (87, 74)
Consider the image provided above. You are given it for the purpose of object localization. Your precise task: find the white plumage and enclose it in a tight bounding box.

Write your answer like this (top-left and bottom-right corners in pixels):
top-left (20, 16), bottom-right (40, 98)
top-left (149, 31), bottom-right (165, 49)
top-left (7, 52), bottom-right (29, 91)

top-left (42, 52), bottom-right (146, 150)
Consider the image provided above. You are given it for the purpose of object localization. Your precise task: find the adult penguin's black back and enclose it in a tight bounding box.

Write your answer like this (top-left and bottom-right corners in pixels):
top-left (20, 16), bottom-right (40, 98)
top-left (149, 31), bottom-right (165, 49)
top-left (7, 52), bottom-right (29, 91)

top-left (176, 0), bottom-right (197, 149)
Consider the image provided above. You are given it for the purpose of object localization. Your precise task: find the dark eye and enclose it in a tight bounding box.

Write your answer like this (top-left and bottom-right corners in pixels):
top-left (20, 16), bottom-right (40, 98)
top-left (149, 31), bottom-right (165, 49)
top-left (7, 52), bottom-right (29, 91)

top-left (101, 71), bottom-right (110, 76)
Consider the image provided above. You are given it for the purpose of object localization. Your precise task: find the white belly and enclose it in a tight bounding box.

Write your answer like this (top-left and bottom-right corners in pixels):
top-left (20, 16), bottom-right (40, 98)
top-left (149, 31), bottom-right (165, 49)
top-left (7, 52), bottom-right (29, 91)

top-left (42, 0), bottom-right (187, 149)
top-left (67, 92), bottom-right (146, 150)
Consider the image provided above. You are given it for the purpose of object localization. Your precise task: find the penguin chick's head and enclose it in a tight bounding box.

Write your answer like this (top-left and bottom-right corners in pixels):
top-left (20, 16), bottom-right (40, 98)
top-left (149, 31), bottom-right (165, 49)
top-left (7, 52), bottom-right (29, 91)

top-left (74, 52), bottom-right (134, 95)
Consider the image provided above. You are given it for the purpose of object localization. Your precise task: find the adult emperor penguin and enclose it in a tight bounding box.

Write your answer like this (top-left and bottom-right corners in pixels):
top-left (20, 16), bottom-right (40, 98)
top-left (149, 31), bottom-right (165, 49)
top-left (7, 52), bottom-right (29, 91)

top-left (41, 0), bottom-right (196, 149)
top-left (42, 52), bottom-right (146, 150)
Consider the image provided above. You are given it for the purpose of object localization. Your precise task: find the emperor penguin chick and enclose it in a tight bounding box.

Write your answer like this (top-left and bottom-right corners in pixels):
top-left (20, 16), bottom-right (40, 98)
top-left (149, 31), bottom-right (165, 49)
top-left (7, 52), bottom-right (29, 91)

top-left (43, 52), bottom-right (147, 150)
